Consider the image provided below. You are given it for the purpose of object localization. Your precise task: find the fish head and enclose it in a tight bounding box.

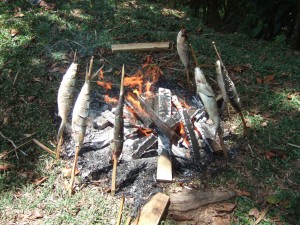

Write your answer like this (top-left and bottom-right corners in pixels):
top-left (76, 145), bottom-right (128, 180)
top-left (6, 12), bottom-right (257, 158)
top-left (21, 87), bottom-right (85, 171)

top-left (194, 67), bottom-right (206, 85)
top-left (215, 60), bottom-right (222, 75)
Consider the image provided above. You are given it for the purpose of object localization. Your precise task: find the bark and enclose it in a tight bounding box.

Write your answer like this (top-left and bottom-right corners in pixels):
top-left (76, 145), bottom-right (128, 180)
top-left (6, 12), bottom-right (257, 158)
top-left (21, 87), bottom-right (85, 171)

top-left (291, 3), bottom-right (300, 50)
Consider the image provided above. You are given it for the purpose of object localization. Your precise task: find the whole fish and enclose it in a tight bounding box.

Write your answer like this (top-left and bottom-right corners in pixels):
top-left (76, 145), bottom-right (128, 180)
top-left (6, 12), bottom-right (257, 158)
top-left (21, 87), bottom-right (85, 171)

top-left (195, 67), bottom-right (220, 133)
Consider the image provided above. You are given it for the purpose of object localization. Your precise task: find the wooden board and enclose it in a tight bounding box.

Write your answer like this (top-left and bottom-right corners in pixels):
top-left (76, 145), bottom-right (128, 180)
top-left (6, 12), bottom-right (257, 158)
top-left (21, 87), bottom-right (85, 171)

top-left (138, 193), bottom-right (170, 225)
top-left (156, 88), bottom-right (172, 182)
top-left (111, 42), bottom-right (171, 52)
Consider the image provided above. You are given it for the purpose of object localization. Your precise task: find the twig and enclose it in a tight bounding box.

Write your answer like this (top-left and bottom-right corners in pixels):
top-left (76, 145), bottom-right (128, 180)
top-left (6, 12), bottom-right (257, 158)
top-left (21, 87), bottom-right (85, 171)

top-left (124, 217), bottom-right (132, 225)
top-left (32, 139), bottom-right (56, 155)
top-left (13, 69), bottom-right (21, 86)
top-left (287, 143), bottom-right (300, 149)
top-left (248, 143), bottom-right (254, 156)
top-left (0, 131), bottom-right (17, 148)
top-left (254, 204), bottom-right (271, 225)
top-left (0, 139), bottom-right (32, 159)
top-left (116, 195), bottom-right (125, 225)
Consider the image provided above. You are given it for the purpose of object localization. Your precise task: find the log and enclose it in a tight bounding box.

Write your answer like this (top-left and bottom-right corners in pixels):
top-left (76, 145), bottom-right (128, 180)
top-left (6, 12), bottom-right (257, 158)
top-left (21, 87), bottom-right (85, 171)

top-left (131, 134), bottom-right (157, 159)
top-left (137, 95), bottom-right (180, 144)
top-left (111, 42), bottom-right (171, 52)
top-left (172, 96), bottom-right (201, 161)
top-left (138, 193), bottom-right (170, 225)
top-left (169, 189), bottom-right (236, 212)
top-left (156, 88), bottom-right (173, 182)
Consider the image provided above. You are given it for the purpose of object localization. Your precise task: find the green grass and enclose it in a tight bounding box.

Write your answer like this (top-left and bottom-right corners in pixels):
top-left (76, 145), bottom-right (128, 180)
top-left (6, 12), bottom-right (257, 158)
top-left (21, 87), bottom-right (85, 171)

top-left (0, 0), bottom-right (300, 224)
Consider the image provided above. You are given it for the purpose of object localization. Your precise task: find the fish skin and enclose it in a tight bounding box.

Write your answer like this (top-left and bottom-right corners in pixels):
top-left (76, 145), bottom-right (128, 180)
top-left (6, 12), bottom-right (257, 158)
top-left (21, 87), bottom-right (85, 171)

top-left (57, 63), bottom-right (78, 139)
top-left (195, 67), bottom-right (220, 133)
top-left (177, 28), bottom-right (189, 68)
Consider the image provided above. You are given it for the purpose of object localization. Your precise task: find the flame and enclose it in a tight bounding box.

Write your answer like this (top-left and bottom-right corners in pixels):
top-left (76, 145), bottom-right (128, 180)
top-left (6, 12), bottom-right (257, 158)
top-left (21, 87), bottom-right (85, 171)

top-left (178, 122), bottom-right (190, 146)
top-left (104, 94), bottom-right (118, 104)
top-left (96, 81), bottom-right (112, 90)
top-left (180, 99), bottom-right (190, 109)
top-left (126, 93), bottom-right (147, 117)
top-left (99, 68), bottom-right (104, 80)
top-left (124, 73), bottom-right (143, 94)
top-left (137, 127), bottom-right (153, 137)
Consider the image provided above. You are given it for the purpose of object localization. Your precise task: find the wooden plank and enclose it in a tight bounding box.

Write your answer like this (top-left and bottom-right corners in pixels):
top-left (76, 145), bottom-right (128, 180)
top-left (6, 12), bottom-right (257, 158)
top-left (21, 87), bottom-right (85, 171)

top-left (111, 42), bottom-right (171, 52)
top-left (138, 193), bottom-right (170, 225)
top-left (156, 88), bottom-right (172, 182)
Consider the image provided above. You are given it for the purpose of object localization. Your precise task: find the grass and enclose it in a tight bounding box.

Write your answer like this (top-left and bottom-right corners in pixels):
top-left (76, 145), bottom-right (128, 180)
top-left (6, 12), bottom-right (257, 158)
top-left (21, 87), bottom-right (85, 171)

top-left (0, 0), bottom-right (299, 224)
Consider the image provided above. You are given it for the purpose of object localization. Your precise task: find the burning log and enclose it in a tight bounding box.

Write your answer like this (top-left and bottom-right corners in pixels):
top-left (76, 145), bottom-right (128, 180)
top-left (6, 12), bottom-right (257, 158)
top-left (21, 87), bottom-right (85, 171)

top-left (111, 64), bottom-right (125, 196)
top-left (111, 42), bottom-right (171, 52)
top-left (172, 95), bottom-right (201, 162)
top-left (212, 42), bottom-right (247, 132)
top-left (136, 94), bottom-right (181, 145)
top-left (125, 97), bottom-right (154, 128)
top-left (195, 67), bottom-right (228, 157)
top-left (156, 88), bottom-right (173, 182)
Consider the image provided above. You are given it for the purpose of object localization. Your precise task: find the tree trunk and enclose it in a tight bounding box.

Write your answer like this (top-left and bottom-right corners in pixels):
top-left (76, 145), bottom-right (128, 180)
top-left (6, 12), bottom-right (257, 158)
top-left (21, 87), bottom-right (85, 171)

top-left (206, 0), bottom-right (221, 27)
top-left (291, 3), bottom-right (300, 50)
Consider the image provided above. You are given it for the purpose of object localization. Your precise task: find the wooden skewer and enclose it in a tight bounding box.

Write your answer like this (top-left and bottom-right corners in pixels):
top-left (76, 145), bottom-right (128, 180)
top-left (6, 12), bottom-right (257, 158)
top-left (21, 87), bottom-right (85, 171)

top-left (116, 195), bottom-right (125, 225)
top-left (124, 217), bottom-right (132, 225)
top-left (56, 135), bottom-right (63, 159)
top-left (69, 145), bottom-right (80, 196)
top-left (217, 129), bottom-right (228, 158)
top-left (32, 139), bottom-right (56, 155)
top-left (189, 44), bottom-right (199, 67)
top-left (111, 155), bottom-right (117, 196)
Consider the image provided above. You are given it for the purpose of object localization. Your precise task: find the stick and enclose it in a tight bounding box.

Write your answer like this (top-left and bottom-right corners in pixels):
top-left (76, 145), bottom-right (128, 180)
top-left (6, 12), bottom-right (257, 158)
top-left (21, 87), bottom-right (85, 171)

top-left (0, 139), bottom-right (32, 159)
top-left (212, 41), bottom-right (222, 60)
top-left (56, 136), bottom-right (63, 159)
top-left (124, 217), bottom-right (132, 225)
top-left (111, 42), bottom-right (171, 52)
top-left (69, 145), bottom-right (80, 196)
top-left (254, 205), bottom-right (271, 225)
top-left (32, 139), bottom-right (56, 155)
top-left (189, 44), bottom-right (199, 67)
top-left (287, 143), bottom-right (300, 149)
top-left (217, 129), bottom-right (228, 158)
top-left (111, 155), bottom-right (117, 196)
top-left (116, 195), bottom-right (125, 225)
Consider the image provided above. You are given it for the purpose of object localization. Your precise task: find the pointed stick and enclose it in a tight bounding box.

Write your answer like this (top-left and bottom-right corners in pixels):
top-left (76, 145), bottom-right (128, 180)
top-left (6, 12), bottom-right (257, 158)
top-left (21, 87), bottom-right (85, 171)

top-left (116, 195), bottom-right (125, 225)
top-left (56, 136), bottom-right (63, 159)
top-left (212, 41), bottom-right (247, 132)
top-left (69, 145), bottom-right (80, 196)
top-left (189, 44), bottom-right (199, 67)
top-left (111, 64), bottom-right (125, 196)
top-left (32, 139), bottom-right (56, 155)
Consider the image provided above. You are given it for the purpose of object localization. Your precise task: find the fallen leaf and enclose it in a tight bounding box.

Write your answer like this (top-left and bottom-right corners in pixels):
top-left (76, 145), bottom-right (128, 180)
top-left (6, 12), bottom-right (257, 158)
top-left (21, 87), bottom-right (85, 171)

top-left (249, 207), bottom-right (260, 219)
top-left (287, 94), bottom-right (293, 100)
top-left (33, 177), bottom-right (48, 186)
top-left (215, 202), bottom-right (237, 212)
top-left (264, 75), bottom-right (275, 83)
top-left (14, 12), bottom-right (25, 18)
top-left (0, 151), bottom-right (9, 159)
top-left (254, 205), bottom-right (271, 225)
top-left (256, 77), bottom-right (262, 84)
top-left (265, 150), bottom-right (286, 160)
top-left (27, 96), bottom-right (35, 102)
top-left (30, 209), bottom-right (43, 219)
top-left (48, 67), bottom-right (60, 73)
top-left (236, 189), bottom-right (251, 197)
top-left (266, 195), bottom-right (281, 204)
top-left (10, 29), bottom-right (20, 37)
top-left (261, 121), bottom-right (268, 127)
top-left (0, 164), bottom-right (12, 170)
top-left (281, 199), bottom-right (292, 209)
top-left (62, 167), bottom-right (79, 177)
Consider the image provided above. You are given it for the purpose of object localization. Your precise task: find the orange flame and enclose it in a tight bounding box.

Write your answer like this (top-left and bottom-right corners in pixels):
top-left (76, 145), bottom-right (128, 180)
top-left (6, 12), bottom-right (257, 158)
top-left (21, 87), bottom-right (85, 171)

top-left (178, 122), bottom-right (190, 146)
top-left (124, 73), bottom-right (143, 94)
top-left (104, 94), bottom-right (118, 104)
top-left (137, 127), bottom-right (153, 137)
top-left (99, 68), bottom-right (104, 80)
top-left (96, 81), bottom-right (112, 90)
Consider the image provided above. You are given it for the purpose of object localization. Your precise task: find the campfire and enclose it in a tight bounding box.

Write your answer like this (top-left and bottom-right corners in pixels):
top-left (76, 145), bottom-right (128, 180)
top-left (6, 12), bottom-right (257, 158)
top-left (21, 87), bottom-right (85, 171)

top-left (55, 35), bottom-right (245, 223)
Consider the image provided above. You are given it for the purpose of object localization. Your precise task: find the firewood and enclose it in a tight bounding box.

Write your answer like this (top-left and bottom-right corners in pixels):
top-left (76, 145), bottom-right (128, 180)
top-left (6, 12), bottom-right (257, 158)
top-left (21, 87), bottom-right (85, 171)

top-left (137, 95), bottom-right (180, 145)
top-left (156, 88), bottom-right (173, 182)
top-left (169, 189), bottom-right (236, 212)
top-left (137, 193), bottom-right (170, 225)
top-left (172, 95), bottom-right (201, 162)
top-left (111, 42), bottom-right (171, 52)
top-left (131, 134), bottom-right (157, 159)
